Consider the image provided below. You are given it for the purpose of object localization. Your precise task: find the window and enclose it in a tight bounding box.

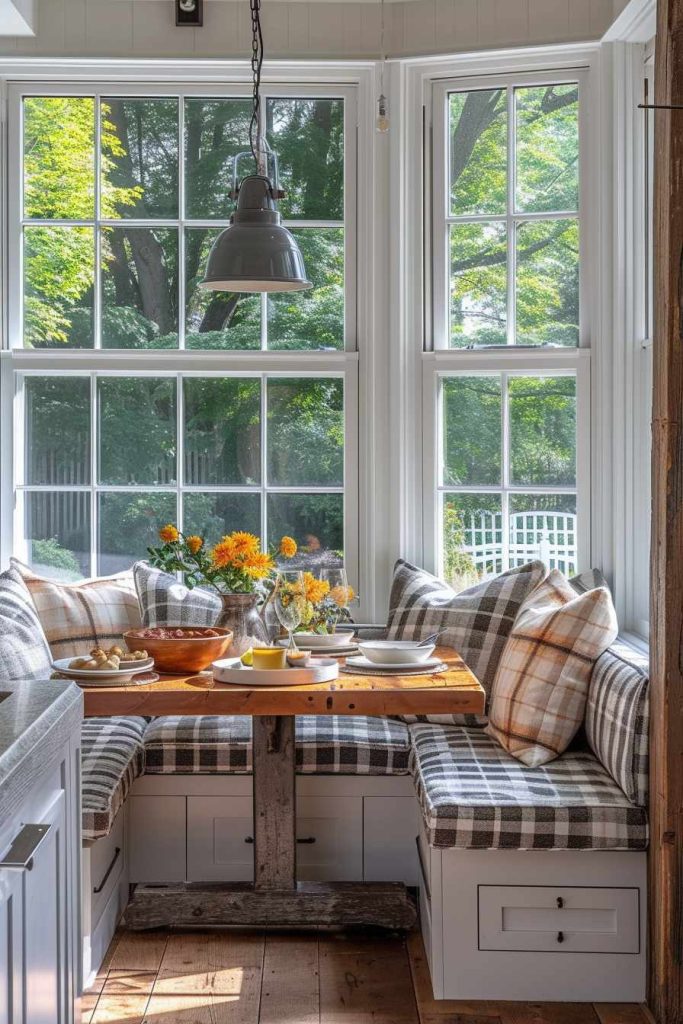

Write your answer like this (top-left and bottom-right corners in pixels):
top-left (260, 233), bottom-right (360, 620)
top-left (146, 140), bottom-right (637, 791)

top-left (8, 84), bottom-right (357, 585)
top-left (429, 71), bottom-right (588, 587)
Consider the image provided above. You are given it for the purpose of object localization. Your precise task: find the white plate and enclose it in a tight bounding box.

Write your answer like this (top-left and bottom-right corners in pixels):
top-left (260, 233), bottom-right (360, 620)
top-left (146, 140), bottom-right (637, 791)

top-left (275, 639), bottom-right (358, 655)
top-left (212, 656), bottom-right (339, 687)
top-left (52, 657), bottom-right (152, 684)
top-left (289, 631), bottom-right (356, 650)
top-left (344, 654), bottom-right (445, 673)
top-left (118, 657), bottom-right (154, 672)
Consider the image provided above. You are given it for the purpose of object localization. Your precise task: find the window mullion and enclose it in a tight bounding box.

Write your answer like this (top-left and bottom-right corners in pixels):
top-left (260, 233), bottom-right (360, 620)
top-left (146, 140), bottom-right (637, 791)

top-left (178, 97), bottom-right (186, 352)
top-left (94, 95), bottom-right (102, 351)
top-left (261, 373), bottom-right (268, 546)
top-left (177, 372), bottom-right (184, 534)
top-left (90, 373), bottom-right (98, 575)
top-left (506, 85), bottom-right (516, 348)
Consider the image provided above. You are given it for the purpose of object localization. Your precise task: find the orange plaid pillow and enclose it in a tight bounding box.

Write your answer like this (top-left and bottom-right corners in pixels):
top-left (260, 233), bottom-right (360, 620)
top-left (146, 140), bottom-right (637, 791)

top-left (486, 570), bottom-right (618, 767)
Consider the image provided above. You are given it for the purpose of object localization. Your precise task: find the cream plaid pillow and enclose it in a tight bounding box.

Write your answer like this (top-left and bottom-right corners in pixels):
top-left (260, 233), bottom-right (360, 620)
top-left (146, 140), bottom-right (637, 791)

top-left (486, 570), bottom-right (618, 767)
top-left (13, 560), bottom-right (142, 660)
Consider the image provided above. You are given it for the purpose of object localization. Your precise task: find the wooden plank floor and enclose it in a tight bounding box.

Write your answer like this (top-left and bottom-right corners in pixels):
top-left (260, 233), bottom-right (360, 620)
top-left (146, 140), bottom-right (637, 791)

top-left (82, 929), bottom-right (653, 1024)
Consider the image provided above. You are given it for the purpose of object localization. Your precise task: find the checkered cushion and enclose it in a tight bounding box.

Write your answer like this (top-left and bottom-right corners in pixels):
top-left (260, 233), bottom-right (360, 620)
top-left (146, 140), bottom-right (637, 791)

top-left (13, 559), bottom-right (141, 660)
top-left (81, 717), bottom-right (147, 841)
top-left (569, 568), bottom-right (609, 594)
top-left (409, 724), bottom-right (648, 850)
top-left (387, 559), bottom-right (546, 726)
top-left (143, 715), bottom-right (411, 775)
top-left (0, 566), bottom-right (52, 681)
top-left (486, 571), bottom-right (618, 767)
top-left (134, 561), bottom-right (222, 628)
top-left (586, 639), bottom-right (649, 806)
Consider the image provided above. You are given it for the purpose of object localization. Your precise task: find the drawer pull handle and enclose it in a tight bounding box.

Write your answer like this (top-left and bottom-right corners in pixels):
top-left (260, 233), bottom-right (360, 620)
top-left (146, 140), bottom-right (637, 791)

top-left (557, 931), bottom-right (565, 943)
top-left (245, 836), bottom-right (316, 845)
top-left (556, 896), bottom-right (564, 909)
top-left (0, 824), bottom-right (50, 872)
top-left (93, 847), bottom-right (121, 894)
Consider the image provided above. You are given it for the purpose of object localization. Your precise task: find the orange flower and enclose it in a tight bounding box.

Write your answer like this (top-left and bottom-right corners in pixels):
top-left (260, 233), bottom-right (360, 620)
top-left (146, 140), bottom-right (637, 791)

top-left (279, 535), bottom-right (297, 559)
top-left (303, 572), bottom-right (330, 605)
top-left (230, 531), bottom-right (260, 558)
top-left (159, 524), bottom-right (179, 544)
top-left (185, 535), bottom-right (203, 554)
top-left (243, 552), bottom-right (275, 579)
top-left (329, 584), bottom-right (354, 608)
top-left (211, 537), bottom-right (238, 568)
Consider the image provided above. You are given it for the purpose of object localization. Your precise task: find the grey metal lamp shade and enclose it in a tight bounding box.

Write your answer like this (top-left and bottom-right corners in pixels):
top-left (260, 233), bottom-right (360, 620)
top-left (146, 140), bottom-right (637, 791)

top-left (200, 175), bottom-right (312, 293)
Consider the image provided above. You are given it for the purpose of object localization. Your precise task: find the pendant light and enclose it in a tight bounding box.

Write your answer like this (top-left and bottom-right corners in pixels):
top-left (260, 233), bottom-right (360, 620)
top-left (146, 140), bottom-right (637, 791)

top-left (200, 0), bottom-right (312, 293)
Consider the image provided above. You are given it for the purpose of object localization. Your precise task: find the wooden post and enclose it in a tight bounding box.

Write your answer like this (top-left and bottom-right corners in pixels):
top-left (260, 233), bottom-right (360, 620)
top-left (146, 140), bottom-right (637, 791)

top-left (252, 715), bottom-right (296, 890)
top-left (651, 2), bottom-right (683, 1021)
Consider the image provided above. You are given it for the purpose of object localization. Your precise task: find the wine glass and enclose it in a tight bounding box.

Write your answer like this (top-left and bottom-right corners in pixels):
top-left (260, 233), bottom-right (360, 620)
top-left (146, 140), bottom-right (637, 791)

top-left (273, 570), bottom-right (305, 650)
top-left (320, 567), bottom-right (353, 632)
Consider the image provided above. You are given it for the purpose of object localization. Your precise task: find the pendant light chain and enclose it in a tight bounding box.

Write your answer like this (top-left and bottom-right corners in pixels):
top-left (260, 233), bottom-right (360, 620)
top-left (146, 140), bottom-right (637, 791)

top-left (249, 0), bottom-right (264, 171)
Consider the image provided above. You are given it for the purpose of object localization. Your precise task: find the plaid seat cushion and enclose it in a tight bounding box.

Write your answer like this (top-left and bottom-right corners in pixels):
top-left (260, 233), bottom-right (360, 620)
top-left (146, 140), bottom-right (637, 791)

top-left (586, 638), bottom-right (649, 806)
top-left (0, 566), bottom-right (53, 681)
top-left (486, 571), bottom-right (618, 767)
top-left (81, 717), bottom-right (147, 842)
top-left (143, 715), bottom-right (411, 775)
top-left (387, 559), bottom-right (546, 726)
top-left (13, 559), bottom-right (141, 660)
top-left (134, 561), bottom-right (221, 628)
top-left (410, 724), bottom-right (648, 851)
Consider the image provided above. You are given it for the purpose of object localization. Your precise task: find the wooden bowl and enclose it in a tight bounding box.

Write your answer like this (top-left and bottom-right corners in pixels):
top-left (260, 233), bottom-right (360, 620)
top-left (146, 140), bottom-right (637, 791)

top-left (123, 627), bottom-right (233, 674)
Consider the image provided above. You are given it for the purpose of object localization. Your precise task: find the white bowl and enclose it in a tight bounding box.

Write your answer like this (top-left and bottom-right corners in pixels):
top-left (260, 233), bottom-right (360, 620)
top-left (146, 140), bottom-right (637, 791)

top-left (356, 640), bottom-right (436, 665)
top-left (293, 629), bottom-right (356, 650)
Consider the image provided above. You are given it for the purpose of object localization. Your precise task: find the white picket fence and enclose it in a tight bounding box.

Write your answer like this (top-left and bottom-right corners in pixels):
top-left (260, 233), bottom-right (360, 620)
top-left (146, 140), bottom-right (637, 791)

top-left (461, 510), bottom-right (577, 577)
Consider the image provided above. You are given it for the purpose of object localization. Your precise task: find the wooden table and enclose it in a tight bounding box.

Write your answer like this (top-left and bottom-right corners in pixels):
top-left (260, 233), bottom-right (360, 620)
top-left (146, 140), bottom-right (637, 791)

top-left (84, 646), bottom-right (484, 931)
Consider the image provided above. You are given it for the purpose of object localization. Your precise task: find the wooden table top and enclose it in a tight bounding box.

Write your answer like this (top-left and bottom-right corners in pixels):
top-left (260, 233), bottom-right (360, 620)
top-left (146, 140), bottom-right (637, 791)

top-left (82, 646), bottom-right (484, 718)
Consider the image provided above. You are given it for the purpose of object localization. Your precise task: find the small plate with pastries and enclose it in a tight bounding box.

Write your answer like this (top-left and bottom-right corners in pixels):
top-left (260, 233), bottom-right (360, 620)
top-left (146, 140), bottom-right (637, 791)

top-left (52, 644), bottom-right (153, 685)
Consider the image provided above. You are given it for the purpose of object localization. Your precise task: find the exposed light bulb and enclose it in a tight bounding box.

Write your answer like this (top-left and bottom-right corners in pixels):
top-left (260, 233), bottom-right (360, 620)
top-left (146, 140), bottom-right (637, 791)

top-left (376, 93), bottom-right (389, 133)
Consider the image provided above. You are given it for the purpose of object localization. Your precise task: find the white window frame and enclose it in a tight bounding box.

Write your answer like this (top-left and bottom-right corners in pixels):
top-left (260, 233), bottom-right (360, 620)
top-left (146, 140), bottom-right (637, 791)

top-left (423, 65), bottom-right (592, 582)
top-left (0, 66), bottom-right (373, 614)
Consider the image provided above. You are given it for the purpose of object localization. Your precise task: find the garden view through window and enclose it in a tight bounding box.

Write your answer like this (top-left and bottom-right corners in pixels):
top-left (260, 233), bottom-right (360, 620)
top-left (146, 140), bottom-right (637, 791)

top-left (17, 91), bottom-right (348, 579)
top-left (438, 77), bottom-right (581, 588)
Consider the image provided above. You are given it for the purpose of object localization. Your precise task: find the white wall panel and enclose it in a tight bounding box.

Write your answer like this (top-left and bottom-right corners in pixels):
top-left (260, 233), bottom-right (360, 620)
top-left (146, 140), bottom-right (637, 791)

top-left (0, 0), bottom-right (628, 58)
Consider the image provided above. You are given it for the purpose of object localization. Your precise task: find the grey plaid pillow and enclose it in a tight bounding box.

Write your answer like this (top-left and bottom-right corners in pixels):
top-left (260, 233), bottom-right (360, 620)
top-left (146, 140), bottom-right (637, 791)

top-left (387, 559), bottom-right (547, 725)
top-left (134, 561), bottom-right (222, 627)
top-left (570, 568), bottom-right (609, 594)
top-left (0, 566), bottom-right (53, 680)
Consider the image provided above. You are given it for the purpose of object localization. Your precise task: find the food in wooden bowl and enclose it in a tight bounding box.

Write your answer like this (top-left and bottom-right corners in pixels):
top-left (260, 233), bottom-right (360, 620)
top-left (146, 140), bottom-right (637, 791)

top-left (123, 626), bottom-right (232, 673)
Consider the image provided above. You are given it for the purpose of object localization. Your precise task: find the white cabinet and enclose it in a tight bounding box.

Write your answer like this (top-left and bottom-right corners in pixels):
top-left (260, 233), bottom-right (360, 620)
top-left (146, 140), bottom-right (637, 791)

top-left (0, 869), bottom-right (22, 1024)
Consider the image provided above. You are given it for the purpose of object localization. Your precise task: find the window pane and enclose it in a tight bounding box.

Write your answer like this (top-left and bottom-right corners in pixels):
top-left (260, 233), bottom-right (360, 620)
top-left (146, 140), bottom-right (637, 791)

top-left (98, 492), bottom-right (176, 576)
top-left (101, 228), bottom-right (178, 348)
top-left (449, 89), bottom-right (507, 216)
top-left (443, 494), bottom-right (503, 585)
top-left (101, 97), bottom-right (178, 219)
top-left (184, 98), bottom-right (251, 219)
top-left (266, 98), bottom-right (344, 220)
top-left (267, 229), bottom-right (344, 351)
top-left (24, 227), bottom-right (94, 348)
top-left (450, 223), bottom-right (506, 348)
top-left (267, 378), bottom-right (343, 487)
top-left (184, 378), bottom-right (261, 486)
top-left (267, 494), bottom-right (343, 569)
top-left (442, 377), bottom-right (501, 486)
top-left (23, 97), bottom-right (94, 220)
top-left (509, 493), bottom-right (577, 576)
top-left (184, 493), bottom-right (261, 547)
top-left (516, 219), bottom-right (578, 346)
top-left (26, 492), bottom-right (91, 579)
top-left (98, 378), bottom-right (177, 485)
top-left (25, 377), bottom-right (90, 485)
top-left (509, 375), bottom-right (576, 486)
top-left (185, 229), bottom-right (260, 350)
top-left (515, 84), bottom-right (579, 214)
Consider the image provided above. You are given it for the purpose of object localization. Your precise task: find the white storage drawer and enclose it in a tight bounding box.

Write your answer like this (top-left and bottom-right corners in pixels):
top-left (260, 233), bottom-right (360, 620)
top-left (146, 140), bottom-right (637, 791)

top-left (186, 794), bottom-right (363, 882)
top-left (478, 885), bottom-right (641, 954)
top-left (89, 810), bottom-right (125, 929)
top-left (128, 796), bottom-right (186, 883)
top-left (363, 797), bottom-right (420, 884)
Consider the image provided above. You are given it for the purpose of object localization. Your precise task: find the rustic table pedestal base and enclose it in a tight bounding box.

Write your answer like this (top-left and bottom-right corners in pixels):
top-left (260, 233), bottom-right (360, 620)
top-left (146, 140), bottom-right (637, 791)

top-left (124, 714), bottom-right (417, 930)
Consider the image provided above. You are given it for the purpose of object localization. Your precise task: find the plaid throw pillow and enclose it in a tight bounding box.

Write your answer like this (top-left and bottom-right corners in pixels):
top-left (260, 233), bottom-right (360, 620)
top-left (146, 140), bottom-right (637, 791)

top-left (134, 561), bottom-right (222, 627)
top-left (0, 566), bottom-right (53, 681)
top-left (486, 570), bottom-right (618, 767)
top-left (13, 559), bottom-right (142, 660)
top-left (570, 568), bottom-right (609, 594)
top-left (386, 559), bottom-right (546, 725)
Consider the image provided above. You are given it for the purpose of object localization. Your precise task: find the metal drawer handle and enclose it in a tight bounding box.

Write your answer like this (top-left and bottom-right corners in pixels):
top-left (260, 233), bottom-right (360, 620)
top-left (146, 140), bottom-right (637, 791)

top-left (556, 896), bottom-right (564, 909)
top-left (244, 836), bottom-right (316, 845)
top-left (557, 931), bottom-right (565, 943)
top-left (0, 825), bottom-right (50, 872)
top-left (93, 847), bottom-right (121, 894)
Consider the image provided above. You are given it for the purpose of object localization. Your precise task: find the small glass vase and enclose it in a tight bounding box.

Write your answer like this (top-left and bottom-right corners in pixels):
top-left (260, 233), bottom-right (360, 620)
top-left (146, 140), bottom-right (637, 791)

top-left (216, 593), bottom-right (269, 656)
